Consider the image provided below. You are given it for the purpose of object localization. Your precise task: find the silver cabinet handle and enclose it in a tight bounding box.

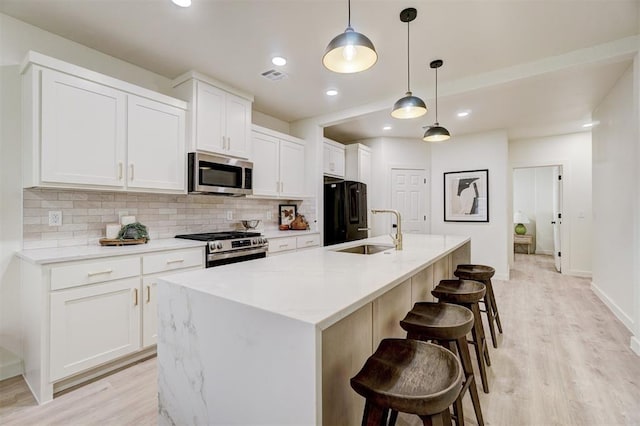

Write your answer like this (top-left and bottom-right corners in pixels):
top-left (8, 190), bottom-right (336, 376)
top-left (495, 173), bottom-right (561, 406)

top-left (133, 288), bottom-right (138, 306)
top-left (227, 136), bottom-right (231, 149)
top-left (87, 269), bottom-right (113, 277)
top-left (146, 285), bottom-right (151, 303)
top-left (130, 164), bottom-right (134, 180)
top-left (118, 163), bottom-right (123, 180)
top-left (166, 258), bottom-right (185, 264)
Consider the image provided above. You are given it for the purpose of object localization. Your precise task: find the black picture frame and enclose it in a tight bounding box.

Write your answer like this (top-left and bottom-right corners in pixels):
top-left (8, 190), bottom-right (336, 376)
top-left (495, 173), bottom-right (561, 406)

top-left (279, 204), bottom-right (297, 226)
top-left (444, 169), bottom-right (489, 222)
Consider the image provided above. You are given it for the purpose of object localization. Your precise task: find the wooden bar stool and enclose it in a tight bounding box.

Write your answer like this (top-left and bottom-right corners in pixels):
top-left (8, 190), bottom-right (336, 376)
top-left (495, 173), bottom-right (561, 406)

top-left (432, 279), bottom-right (491, 393)
top-left (400, 302), bottom-right (484, 426)
top-left (350, 338), bottom-right (463, 426)
top-left (454, 264), bottom-right (503, 349)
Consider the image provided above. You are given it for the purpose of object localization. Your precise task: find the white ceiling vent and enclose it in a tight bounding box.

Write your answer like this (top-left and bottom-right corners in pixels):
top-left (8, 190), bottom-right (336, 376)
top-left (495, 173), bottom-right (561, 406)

top-left (261, 69), bottom-right (288, 81)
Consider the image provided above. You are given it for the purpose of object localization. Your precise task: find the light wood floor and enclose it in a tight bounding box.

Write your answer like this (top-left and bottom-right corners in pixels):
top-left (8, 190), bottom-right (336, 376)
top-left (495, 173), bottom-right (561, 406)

top-left (1, 254), bottom-right (639, 425)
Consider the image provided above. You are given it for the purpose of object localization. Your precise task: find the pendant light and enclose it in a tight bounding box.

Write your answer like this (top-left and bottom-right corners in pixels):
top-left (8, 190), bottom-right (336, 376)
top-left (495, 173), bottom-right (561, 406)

top-left (391, 8), bottom-right (427, 119)
top-left (323, 0), bottom-right (378, 74)
top-left (423, 59), bottom-right (451, 142)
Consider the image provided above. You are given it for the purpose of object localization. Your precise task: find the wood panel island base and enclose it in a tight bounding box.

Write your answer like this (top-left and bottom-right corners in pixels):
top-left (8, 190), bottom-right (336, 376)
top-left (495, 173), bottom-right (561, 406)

top-left (157, 234), bottom-right (470, 426)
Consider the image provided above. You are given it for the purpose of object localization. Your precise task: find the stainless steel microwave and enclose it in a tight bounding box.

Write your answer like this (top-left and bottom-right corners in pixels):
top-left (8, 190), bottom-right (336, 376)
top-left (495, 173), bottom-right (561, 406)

top-left (188, 152), bottom-right (253, 196)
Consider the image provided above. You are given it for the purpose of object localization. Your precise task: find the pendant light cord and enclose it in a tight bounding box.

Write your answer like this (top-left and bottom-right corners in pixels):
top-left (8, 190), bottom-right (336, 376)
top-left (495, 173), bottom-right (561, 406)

top-left (434, 66), bottom-right (438, 122)
top-left (406, 19), bottom-right (411, 93)
top-left (347, 0), bottom-right (351, 28)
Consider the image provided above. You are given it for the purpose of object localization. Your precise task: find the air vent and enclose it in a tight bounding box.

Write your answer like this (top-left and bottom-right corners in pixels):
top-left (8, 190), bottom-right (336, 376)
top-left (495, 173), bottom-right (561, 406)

top-left (261, 69), bottom-right (288, 81)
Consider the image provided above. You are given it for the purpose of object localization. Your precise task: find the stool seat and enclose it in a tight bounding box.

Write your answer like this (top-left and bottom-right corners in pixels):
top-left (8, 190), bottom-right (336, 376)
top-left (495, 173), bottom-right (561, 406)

top-left (454, 264), bottom-right (495, 281)
top-left (351, 338), bottom-right (463, 417)
top-left (432, 279), bottom-right (486, 304)
top-left (400, 302), bottom-right (474, 341)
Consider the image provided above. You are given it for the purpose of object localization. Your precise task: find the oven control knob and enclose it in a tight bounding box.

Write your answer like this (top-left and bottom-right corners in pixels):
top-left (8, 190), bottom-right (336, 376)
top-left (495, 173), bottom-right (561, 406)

top-left (262, 237), bottom-right (268, 244)
top-left (256, 237), bottom-right (262, 244)
top-left (252, 238), bottom-right (258, 245)
top-left (215, 242), bottom-right (223, 250)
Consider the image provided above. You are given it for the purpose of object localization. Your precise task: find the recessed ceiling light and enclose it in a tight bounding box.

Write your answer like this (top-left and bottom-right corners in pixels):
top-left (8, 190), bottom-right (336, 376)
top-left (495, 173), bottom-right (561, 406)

top-left (582, 123), bottom-right (594, 128)
top-left (326, 89), bottom-right (338, 96)
top-left (171, 0), bottom-right (191, 7)
top-left (272, 57), bottom-right (287, 66)
top-left (457, 110), bottom-right (470, 118)
top-left (383, 125), bottom-right (392, 130)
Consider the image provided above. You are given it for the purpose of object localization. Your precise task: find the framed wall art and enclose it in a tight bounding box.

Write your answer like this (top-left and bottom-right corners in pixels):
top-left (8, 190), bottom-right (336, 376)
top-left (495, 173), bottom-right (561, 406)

top-left (279, 204), bottom-right (297, 226)
top-left (444, 169), bottom-right (489, 222)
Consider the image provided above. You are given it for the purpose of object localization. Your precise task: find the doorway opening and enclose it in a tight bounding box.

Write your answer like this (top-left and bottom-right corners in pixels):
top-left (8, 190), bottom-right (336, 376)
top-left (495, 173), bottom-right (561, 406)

top-left (513, 165), bottom-right (562, 272)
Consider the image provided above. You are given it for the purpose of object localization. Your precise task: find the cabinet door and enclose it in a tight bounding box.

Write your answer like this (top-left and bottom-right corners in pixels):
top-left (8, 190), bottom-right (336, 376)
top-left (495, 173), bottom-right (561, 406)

top-left (224, 95), bottom-right (251, 159)
top-left (323, 143), bottom-right (345, 177)
top-left (279, 139), bottom-right (305, 197)
top-left (50, 277), bottom-right (141, 381)
top-left (252, 132), bottom-right (280, 196)
top-left (359, 148), bottom-right (372, 187)
top-left (195, 82), bottom-right (225, 154)
top-left (142, 280), bottom-right (157, 348)
top-left (127, 95), bottom-right (186, 191)
top-left (333, 145), bottom-right (345, 177)
top-left (41, 69), bottom-right (126, 187)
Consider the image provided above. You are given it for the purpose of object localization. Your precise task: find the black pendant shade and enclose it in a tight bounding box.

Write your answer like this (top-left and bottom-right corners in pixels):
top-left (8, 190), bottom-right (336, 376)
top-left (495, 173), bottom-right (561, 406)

top-left (323, 0), bottom-right (378, 74)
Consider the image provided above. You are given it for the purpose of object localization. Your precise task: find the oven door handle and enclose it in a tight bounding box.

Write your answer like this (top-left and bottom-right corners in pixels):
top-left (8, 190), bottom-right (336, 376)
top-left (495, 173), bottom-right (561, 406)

top-left (207, 246), bottom-right (268, 262)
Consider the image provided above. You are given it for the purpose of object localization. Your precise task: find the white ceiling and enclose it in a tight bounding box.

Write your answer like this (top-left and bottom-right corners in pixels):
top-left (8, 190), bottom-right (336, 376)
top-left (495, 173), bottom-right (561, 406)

top-left (1, 0), bottom-right (638, 142)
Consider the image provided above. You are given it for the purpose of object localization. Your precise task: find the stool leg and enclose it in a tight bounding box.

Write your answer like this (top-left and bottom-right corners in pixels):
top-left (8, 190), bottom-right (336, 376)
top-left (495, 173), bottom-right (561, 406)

top-left (361, 400), bottom-right (388, 426)
top-left (470, 302), bottom-right (490, 393)
top-left (483, 293), bottom-right (498, 349)
top-left (445, 340), bottom-right (465, 426)
top-left (487, 280), bottom-right (503, 334)
top-left (419, 416), bottom-right (434, 426)
top-left (441, 408), bottom-right (453, 426)
top-left (456, 337), bottom-right (484, 426)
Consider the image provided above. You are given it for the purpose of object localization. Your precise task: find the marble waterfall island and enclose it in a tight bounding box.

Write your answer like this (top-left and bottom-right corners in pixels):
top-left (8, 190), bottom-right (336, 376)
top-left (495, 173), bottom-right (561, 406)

top-left (157, 233), bottom-right (470, 426)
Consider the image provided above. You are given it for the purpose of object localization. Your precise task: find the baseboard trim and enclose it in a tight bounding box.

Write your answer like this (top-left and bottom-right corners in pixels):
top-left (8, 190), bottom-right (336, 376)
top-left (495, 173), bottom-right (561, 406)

top-left (536, 249), bottom-right (553, 255)
top-left (631, 336), bottom-right (640, 356)
top-left (566, 270), bottom-right (592, 278)
top-left (590, 282), bottom-right (634, 332)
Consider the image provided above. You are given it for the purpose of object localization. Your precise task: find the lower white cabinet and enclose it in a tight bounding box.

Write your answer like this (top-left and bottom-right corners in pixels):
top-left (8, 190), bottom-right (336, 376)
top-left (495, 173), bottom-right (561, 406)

top-left (20, 245), bottom-right (205, 404)
top-left (50, 277), bottom-right (141, 381)
top-left (268, 233), bottom-right (320, 255)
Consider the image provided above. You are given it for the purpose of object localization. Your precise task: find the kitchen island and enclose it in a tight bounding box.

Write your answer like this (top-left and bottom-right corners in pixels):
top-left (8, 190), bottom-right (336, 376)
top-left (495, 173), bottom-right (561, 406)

top-left (157, 233), bottom-right (470, 426)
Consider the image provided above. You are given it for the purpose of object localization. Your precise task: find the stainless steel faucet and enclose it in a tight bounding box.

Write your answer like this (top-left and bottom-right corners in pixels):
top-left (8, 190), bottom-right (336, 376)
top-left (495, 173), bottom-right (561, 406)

top-left (371, 209), bottom-right (403, 250)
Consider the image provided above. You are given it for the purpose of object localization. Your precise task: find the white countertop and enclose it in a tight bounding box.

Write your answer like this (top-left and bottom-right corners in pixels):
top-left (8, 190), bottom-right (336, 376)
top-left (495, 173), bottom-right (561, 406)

top-left (17, 238), bottom-right (206, 264)
top-left (261, 229), bottom-right (319, 238)
top-left (161, 233), bottom-right (469, 329)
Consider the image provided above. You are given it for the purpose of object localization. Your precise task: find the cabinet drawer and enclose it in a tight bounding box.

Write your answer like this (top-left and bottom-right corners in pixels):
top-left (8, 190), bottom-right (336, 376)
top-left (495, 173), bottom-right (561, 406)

top-left (296, 234), bottom-right (320, 249)
top-left (142, 248), bottom-right (204, 275)
top-left (50, 257), bottom-right (140, 291)
top-left (268, 237), bottom-right (297, 253)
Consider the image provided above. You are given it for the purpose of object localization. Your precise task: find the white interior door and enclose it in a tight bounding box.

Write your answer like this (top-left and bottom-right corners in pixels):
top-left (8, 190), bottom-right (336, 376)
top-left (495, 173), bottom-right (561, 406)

top-left (552, 166), bottom-right (562, 272)
top-left (391, 169), bottom-right (427, 234)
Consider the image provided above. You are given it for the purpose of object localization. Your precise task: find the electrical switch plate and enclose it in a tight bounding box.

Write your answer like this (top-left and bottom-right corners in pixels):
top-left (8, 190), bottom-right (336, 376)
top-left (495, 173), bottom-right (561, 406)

top-left (226, 210), bottom-right (233, 220)
top-left (48, 211), bottom-right (62, 226)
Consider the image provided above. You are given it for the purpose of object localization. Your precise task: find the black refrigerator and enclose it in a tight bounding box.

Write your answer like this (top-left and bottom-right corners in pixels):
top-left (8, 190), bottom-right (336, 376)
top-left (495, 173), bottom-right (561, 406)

top-left (324, 180), bottom-right (368, 246)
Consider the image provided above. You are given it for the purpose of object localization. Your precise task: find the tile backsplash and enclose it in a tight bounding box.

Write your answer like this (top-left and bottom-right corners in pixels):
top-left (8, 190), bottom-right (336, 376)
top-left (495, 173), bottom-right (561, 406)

top-left (23, 189), bottom-right (316, 249)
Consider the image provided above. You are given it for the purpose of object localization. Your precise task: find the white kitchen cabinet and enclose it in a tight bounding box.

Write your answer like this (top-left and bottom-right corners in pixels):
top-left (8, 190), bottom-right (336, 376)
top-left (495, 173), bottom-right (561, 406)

top-left (50, 277), bottom-right (141, 381)
top-left (127, 95), bottom-right (186, 191)
top-left (345, 143), bottom-right (372, 186)
top-left (39, 68), bottom-right (126, 187)
top-left (172, 72), bottom-right (253, 159)
top-left (323, 138), bottom-right (346, 178)
top-left (21, 52), bottom-right (188, 193)
top-left (267, 233), bottom-right (320, 254)
top-left (20, 245), bottom-right (205, 403)
top-left (252, 126), bottom-right (306, 198)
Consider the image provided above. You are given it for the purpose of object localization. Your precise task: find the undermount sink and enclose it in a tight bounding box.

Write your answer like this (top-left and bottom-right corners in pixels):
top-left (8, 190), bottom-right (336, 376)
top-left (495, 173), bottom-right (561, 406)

top-left (334, 244), bottom-right (394, 255)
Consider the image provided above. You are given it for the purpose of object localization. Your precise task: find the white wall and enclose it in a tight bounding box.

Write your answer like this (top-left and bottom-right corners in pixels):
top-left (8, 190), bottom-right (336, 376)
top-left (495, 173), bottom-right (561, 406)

top-left (253, 111), bottom-right (290, 135)
top-left (355, 137), bottom-right (431, 238)
top-left (592, 63), bottom-right (637, 335)
top-left (509, 132), bottom-right (592, 277)
top-left (513, 167), bottom-right (555, 254)
top-left (431, 130), bottom-right (510, 280)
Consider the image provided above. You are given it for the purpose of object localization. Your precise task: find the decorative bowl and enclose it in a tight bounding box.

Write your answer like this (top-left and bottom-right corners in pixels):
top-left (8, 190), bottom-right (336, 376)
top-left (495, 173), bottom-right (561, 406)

top-left (241, 219), bottom-right (261, 230)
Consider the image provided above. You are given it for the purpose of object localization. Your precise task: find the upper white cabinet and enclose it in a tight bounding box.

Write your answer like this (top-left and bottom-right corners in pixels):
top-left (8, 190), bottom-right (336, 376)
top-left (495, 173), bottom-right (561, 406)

top-left (345, 143), bottom-right (372, 186)
top-left (21, 51), bottom-right (187, 193)
top-left (323, 138), bottom-right (345, 178)
top-left (252, 126), bottom-right (306, 198)
top-left (127, 95), bottom-right (185, 191)
top-left (172, 72), bottom-right (253, 159)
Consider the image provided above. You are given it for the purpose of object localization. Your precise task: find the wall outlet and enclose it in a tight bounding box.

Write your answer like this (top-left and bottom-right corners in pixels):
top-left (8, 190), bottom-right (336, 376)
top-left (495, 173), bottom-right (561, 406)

top-left (226, 210), bottom-right (233, 220)
top-left (266, 211), bottom-right (272, 220)
top-left (48, 211), bottom-right (62, 226)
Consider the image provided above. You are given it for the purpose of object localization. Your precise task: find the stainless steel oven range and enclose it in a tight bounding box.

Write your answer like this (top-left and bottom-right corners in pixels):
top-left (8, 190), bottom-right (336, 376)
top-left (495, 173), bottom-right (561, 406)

top-left (175, 231), bottom-right (268, 268)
